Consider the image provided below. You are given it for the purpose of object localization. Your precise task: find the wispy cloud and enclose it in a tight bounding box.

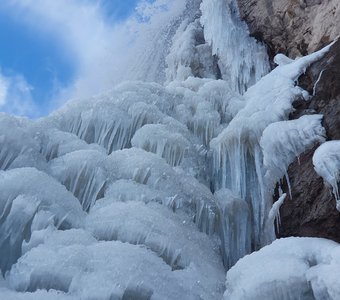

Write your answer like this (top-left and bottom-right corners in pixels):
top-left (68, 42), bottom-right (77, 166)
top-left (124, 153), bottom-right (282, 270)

top-left (3, 0), bottom-right (121, 102)
top-left (1, 0), bottom-right (185, 116)
top-left (0, 70), bottom-right (37, 117)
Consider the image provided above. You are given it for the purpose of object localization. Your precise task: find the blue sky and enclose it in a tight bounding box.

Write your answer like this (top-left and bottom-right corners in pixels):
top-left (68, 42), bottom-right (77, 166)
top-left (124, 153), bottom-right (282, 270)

top-left (0, 0), bottom-right (140, 117)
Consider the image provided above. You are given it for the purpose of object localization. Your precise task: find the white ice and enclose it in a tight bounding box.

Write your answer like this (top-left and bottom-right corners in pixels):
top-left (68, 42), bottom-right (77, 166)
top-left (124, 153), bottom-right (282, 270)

top-left (313, 140), bottom-right (340, 211)
top-left (224, 237), bottom-right (340, 300)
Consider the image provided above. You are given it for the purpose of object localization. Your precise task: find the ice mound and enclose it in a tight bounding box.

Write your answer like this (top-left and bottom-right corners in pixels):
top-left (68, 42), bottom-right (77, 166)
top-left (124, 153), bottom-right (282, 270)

top-left (107, 148), bottom-right (218, 234)
top-left (0, 114), bottom-right (45, 171)
top-left (0, 168), bottom-right (85, 272)
top-left (132, 124), bottom-right (190, 166)
top-left (8, 229), bottom-right (224, 300)
top-left (49, 150), bottom-right (108, 212)
top-left (224, 237), bottom-right (340, 300)
top-left (87, 201), bottom-right (224, 282)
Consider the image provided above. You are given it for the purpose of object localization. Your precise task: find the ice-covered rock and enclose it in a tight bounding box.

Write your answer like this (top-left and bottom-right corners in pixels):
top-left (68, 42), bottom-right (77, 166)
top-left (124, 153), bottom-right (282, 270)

top-left (261, 114), bottom-right (326, 192)
top-left (313, 140), bottom-right (340, 211)
top-left (224, 237), bottom-right (340, 300)
top-left (1, 0), bottom-right (339, 298)
top-left (211, 42), bottom-right (334, 250)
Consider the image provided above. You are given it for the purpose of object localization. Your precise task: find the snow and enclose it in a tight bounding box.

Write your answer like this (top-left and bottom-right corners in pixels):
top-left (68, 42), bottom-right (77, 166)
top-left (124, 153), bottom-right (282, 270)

top-left (261, 114), bottom-right (326, 192)
top-left (313, 140), bottom-right (340, 211)
top-left (224, 237), bottom-right (340, 300)
top-left (8, 229), bottom-right (224, 300)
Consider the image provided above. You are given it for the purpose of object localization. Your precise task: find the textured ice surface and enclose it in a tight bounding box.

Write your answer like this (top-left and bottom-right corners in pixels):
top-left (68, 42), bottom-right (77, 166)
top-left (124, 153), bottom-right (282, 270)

top-left (8, 229), bottom-right (224, 300)
top-left (87, 200), bottom-right (224, 287)
top-left (214, 189), bottom-right (251, 269)
top-left (313, 140), bottom-right (340, 211)
top-left (49, 150), bottom-right (108, 211)
top-left (224, 237), bottom-right (340, 300)
top-left (0, 168), bottom-right (85, 272)
top-left (200, 0), bottom-right (269, 93)
top-left (107, 148), bottom-right (218, 235)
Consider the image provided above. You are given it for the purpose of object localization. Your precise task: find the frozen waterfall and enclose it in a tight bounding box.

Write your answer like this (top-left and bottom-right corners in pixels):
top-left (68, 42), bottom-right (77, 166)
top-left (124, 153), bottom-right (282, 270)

top-left (1, 0), bottom-right (339, 299)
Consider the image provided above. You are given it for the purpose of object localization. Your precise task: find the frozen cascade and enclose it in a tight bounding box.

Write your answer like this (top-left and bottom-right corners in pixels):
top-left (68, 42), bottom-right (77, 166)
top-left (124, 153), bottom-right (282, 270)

top-left (200, 0), bottom-right (270, 93)
top-left (211, 42), bottom-right (335, 252)
top-left (0, 0), bottom-right (338, 299)
top-left (214, 189), bottom-right (251, 269)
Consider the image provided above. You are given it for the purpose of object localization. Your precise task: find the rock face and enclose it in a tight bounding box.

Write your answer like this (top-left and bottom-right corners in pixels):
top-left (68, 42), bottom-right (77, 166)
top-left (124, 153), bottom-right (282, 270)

top-left (236, 0), bottom-right (340, 242)
top-left (237, 0), bottom-right (340, 58)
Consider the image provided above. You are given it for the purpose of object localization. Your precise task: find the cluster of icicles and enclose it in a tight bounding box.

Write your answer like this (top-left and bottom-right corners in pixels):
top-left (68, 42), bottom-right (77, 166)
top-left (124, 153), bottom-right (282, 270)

top-left (0, 0), bottom-right (338, 299)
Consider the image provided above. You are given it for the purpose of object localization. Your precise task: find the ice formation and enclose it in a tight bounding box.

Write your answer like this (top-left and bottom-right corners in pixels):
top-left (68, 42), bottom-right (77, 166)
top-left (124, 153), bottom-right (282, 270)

top-left (210, 42), bottom-right (335, 250)
top-left (224, 237), bottom-right (340, 300)
top-left (0, 0), bottom-right (339, 299)
top-left (313, 141), bottom-right (340, 211)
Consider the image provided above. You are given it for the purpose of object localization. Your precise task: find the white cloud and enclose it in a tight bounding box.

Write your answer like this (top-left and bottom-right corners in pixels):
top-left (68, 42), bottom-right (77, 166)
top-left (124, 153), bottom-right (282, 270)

top-left (1, 0), bottom-right (187, 114)
top-left (0, 75), bottom-right (9, 105)
top-left (0, 71), bottom-right (37, 117)
top-left (3, 0), bottom-right (133, 104)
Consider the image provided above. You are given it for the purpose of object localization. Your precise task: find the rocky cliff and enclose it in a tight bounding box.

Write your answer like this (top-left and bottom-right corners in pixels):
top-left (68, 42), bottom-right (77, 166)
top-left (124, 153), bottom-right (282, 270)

top-left (237, 0), bottom-right (340, 242)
